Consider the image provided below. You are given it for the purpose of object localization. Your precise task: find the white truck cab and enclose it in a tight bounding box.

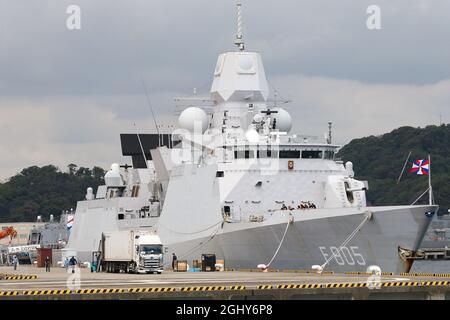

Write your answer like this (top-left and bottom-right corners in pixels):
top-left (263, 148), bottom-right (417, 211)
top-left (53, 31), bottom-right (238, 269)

top-left (135, 234), bottom-right (164, 274)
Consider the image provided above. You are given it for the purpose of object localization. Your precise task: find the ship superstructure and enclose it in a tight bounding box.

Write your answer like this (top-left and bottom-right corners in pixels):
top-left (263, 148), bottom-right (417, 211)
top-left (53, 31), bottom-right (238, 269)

top-left (67, 4), bottom-right (437, 273)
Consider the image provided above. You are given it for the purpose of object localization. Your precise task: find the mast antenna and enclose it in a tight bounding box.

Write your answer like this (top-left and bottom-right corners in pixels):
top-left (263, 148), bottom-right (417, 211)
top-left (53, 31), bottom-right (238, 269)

top-left (327, 122), bottom-right (332, 144)
top-left (234, 3), bottom-right (245, 51)
top-left (140, 76), bottom-right (161, 146)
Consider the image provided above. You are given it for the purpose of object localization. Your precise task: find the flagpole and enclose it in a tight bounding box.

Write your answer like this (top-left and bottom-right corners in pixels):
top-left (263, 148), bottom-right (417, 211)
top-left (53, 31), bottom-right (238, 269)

top-left (428, 154), bottom-right (433, 205)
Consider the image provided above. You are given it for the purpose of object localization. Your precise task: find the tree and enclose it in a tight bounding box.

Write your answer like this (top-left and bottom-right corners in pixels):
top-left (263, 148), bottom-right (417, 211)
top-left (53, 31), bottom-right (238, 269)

top-left (0, 164), bottom-right (105, 222)
top-left (338, 124), bottom-right (450, 215)
top-left (67, 163), bottom-right (78, 175)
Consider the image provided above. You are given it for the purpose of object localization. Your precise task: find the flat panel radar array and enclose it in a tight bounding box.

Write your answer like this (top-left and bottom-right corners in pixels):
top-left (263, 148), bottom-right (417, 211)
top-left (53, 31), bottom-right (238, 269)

top-left (120, 134), bottom-right (179, 168)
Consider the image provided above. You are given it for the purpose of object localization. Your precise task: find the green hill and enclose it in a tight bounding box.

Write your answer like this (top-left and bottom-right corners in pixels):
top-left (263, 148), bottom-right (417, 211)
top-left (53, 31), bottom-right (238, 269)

top-left (0, 165), bottom-right (105, 222)
top-left (337, 124), bottom-right (450, 214)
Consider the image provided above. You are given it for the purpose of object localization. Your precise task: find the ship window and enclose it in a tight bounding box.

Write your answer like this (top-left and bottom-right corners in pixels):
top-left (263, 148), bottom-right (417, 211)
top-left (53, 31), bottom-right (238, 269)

top-left (301, 150), bottom-right (323, 159)
top-left (257, 149), bottom-right (277, 158)
top-left (324, 150), bottom-right (335, 160)
top-left (280, 150), bottom-right (300, 158)
top-left (216, 171), bottom-right (224, 177)
top-left (234, 150), bottom-right (254, 159)
top-left (117, 213), bottom-right (124, 220)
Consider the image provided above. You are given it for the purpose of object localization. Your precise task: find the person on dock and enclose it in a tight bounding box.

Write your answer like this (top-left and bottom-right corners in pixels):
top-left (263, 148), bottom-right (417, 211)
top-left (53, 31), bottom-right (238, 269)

top-left (12, 255), bottom-right (18, 271)
top-left (172, 253), bottom-right (177, 271)
top-left (44, 256), bottom-right (51, 272)
top-left (64, 257), bottom-right (69, 271)
top-left (69, 256), bottom-right (77, 273)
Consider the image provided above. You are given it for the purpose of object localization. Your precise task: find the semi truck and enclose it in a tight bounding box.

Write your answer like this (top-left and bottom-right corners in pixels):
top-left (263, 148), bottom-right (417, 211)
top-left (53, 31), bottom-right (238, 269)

top-left (101, 230), bottom-right (164, 274)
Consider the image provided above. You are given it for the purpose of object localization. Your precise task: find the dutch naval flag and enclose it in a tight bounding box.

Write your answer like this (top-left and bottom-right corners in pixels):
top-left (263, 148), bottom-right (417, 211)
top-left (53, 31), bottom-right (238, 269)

top-left (410, 159), bottom-right (430, 175)
top-left (66, 215), bottom-right (74, 231)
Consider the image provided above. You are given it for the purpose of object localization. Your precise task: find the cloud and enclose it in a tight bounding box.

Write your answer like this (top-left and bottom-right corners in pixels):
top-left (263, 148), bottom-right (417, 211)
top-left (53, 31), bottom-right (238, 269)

top-left (271, 75), bottom-right (450, 144)
top-left (1, 0), bottom-right (450, 179)
top-left (0, 95), bottom-right (177, 179)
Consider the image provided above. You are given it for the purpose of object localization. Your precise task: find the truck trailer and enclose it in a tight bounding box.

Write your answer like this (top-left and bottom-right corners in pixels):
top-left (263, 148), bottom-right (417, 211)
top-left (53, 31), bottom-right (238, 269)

top-left (101, 230), bottom-right (163, 274)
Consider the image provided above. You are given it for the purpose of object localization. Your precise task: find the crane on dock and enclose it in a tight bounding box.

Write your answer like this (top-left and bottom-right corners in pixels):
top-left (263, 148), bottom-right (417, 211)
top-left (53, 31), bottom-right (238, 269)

top-left (0, 227), bottom-right (18, 244)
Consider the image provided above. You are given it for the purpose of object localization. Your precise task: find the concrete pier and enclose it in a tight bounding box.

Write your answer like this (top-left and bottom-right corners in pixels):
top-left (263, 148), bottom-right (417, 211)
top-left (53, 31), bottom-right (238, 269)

top-left (1, 266), bottom-right (449, 300)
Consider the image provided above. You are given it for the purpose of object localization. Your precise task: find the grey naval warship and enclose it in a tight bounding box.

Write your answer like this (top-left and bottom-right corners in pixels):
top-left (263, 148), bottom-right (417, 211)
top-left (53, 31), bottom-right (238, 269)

top-left (67, 4), bottom-right (437, 273)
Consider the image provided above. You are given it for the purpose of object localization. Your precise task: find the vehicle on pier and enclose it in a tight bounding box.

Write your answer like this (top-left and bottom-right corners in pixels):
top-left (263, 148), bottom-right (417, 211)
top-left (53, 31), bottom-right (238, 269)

top-left (101, 230), bottom-right (163, 274)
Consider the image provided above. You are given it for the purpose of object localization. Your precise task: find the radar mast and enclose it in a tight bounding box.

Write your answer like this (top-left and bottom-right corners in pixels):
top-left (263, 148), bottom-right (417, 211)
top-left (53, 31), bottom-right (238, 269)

top-left (234, 3), bottom-right (245, 51)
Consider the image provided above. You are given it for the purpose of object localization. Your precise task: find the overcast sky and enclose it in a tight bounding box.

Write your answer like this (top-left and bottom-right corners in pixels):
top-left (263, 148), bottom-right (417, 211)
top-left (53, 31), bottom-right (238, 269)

top-left (0, 0), bottom-right (449, 180)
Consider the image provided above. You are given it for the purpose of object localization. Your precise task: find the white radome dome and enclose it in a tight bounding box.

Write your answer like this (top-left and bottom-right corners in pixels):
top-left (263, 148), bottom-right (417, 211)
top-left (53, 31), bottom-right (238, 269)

top-left (110, 163), bottom-right (120, 172)
top-left (178, 107), bottom-right (208, 133)
top-left (85, 187), bottom-right (94, 200)
top-left (245, 127), bottom-right (259, 143)
top-left (271, 107), bottom-right (292, 133)
top-left (253, 113), bottom-right (263, 123)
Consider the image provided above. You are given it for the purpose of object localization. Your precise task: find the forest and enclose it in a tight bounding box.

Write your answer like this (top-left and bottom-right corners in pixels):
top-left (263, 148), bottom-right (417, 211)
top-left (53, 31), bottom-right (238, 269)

top-left (337, 124), bottom-right (449, 215)
top-left (0, 164), bottom-right (105, 222)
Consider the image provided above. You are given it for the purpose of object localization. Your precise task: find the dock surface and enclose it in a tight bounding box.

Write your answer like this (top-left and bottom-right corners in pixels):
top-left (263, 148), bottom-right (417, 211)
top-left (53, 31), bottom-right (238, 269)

top-left (1, 266), bottom-right (450, 300)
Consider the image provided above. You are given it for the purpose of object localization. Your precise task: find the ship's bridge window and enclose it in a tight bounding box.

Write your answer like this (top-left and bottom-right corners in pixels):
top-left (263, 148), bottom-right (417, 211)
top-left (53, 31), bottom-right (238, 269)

top-left (279, 150), bottom-right (300, 158)
top-left (234, 150), bottom-right (254, 159)
top-left (257, 148), bottom-right (278, 158)
top-left (324, 150), bottom-right (335, 160)
top-left (301, 150), bottom-right (323, 159)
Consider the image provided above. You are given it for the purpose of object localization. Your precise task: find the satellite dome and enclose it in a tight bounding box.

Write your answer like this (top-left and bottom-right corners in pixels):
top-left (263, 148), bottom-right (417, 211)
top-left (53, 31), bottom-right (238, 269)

top-left (86, 187), bottom-right (94, 200)
top-left (271, 108), bottom-right (292, 133)
top-left (178, 107), bottom-right (208, 133)
top-left (253, 113), bottom-right (263, 123)
top-left (245, 127), bottom-right (259, 143)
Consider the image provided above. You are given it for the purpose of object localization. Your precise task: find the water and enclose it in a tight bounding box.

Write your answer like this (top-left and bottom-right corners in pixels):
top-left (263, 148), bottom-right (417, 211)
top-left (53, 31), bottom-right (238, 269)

top-left (410, 260), bottom-right (450, 273)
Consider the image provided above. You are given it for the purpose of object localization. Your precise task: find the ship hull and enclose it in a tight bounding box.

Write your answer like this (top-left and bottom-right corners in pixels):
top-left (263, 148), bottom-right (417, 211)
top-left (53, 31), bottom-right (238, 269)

top-left (166, 205), bottom-right (436, 273)
top-left (68, 203), bottom-right (436, 273)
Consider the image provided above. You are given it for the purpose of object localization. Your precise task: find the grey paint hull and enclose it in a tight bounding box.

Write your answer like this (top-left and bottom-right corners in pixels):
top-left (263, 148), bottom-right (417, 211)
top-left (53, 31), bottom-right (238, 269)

top-left (166, 205), bottom-right (435, 273)
top-left (68, 203), bottom-right (435, 273)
